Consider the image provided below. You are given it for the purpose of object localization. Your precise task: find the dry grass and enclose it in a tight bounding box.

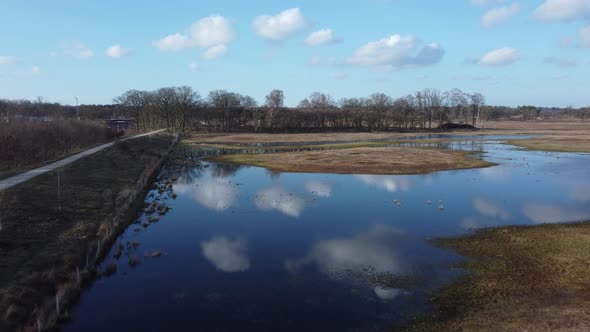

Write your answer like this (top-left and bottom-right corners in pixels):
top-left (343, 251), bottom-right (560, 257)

top-left (506, 137), bottom-right (590, 153)
top-left (409, 222), bottom-right (590, 332)
top-left (484, 119), bottom-right (590, 133)
top-left (188, 132), bottom-right (414, 144)
top-left (208, 147), bottom-right (493, 175)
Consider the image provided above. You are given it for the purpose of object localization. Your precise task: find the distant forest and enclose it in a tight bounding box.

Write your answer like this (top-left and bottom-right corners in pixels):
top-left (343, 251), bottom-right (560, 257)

top-left (1, 88), bottom-right (589, 133)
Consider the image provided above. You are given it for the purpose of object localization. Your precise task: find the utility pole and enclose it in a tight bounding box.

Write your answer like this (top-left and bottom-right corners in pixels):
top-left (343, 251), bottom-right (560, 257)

top-left (57, 170), bottom-right (61, 212)
top-left (75, 97), bottom-right (80, 120)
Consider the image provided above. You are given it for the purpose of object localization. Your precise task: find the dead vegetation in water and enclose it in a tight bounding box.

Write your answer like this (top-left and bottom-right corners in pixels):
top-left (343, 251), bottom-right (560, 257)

top-left (408, 221), bottom-right (590, 332)
top-left (208, 147), bottom-right (493, 175)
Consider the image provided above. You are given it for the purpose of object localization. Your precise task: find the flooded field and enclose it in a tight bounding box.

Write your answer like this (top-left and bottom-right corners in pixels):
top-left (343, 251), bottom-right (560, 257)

top-left (63, 138), bottom-right (590, 331)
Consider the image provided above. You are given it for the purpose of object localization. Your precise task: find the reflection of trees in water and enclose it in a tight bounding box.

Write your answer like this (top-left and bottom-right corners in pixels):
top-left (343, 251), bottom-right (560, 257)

top-left (209, 162), bottom-right (242, 178)
top-left (267, 169), bottom-right (281, 180)
top-left (394, 140), bottom-right (485, 152)
top-left (162, 146), bottom-right (244, 183)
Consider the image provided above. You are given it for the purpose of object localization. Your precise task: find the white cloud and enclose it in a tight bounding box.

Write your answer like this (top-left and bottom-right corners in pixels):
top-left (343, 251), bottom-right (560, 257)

top-left (201, 236), bottom-right (250, 272)
top-left (543, 56), bottom-right (577, 67)
top-left (154, 33), bottom-right (190, 51)
top-left (0, 56), bottom-right (17, 65)
top-left (304, 29), bottom-right (336, 46)
top-left (202, 44), bottom-right (228, 60)
top-left (477, 47), bottom-right (520, 65)
top-left (31, 66), bottom-right (40, 74)
top-left (580, 25), bottom-right (590, 47)
top-left (534, 0), bottom-right (590, 22)
top-left (105, 45), bottom-right (132, 58)
top-left (305, 181), bottom-right (332, 197)
top-left (153, 15), bottom-right (235, 58)
top-left (355, 175), bottom-right (412, 193)
top-left (253, 8), bottom-right (306, 41)
top-left (63, 40), bottom-right (94, 58)
top-left (188, 15), bottom-right (236, 47)
top-left (188, 62), bottom-right (201, 71)
top-left (481, 3), bottom-right (521, 27)
top-left (255, 187), bottom-right (306, 217)
top-left (174, 177), bottom-right (238, 211)
top-left (346, 35), bottom-right (444, 71)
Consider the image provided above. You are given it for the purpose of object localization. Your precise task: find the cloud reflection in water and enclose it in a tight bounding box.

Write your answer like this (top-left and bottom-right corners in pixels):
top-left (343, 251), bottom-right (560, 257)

top-left (201, 236), bottom-right (250, 272)
top-left (355, 175), bottom-right (411, 193)
top-left (175, 177), bottom-right (239, 211)
top-left (305, 180), bottom-right (332, 198)
top-left (286, 224), bottom-right (405, 281)
top-left (255, 187), bottom-right (306, 217)
top-left (523, 203), bottom-right (589, 224)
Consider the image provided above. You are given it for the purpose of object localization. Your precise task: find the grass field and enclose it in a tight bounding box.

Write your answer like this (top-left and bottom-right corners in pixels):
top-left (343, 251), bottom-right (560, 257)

top-left (209, 147), bottom-right (493, 175)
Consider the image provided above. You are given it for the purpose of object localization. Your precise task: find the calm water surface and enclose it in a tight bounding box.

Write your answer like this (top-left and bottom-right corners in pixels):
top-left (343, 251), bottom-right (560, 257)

top-left (64, 138), bottom-right (590, 331)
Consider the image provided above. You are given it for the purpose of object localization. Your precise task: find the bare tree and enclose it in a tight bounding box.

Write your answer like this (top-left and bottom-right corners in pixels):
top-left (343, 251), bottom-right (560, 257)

top-left (114, 90), bottom-right (152, 131)
top-left (265, 89), bottom-right (284, 129)
top-left (366, 93), bottom-right (393, 129)
top-left (470, 92), bottom-right (486, 127)
top-left (265, 89), bottom-right (284, 109)
top-left (446, 89), bottom-right (469, 124)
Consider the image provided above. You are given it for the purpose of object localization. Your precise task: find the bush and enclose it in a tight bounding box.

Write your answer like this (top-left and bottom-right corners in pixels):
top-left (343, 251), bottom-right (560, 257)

top-left (0, 118), bottom-right (115, 171)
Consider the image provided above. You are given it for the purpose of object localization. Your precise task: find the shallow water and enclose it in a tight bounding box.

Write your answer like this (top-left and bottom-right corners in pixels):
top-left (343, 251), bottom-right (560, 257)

top-left (63, 138), bottom-right (590, 331)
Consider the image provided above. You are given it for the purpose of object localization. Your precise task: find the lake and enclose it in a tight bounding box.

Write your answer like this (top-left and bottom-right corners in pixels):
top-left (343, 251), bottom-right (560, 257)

top-left (63, 138), bottom-right (590, 331)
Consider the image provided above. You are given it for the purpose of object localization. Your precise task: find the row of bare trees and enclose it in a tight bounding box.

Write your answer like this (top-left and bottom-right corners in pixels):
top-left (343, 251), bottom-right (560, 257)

top-left (3, 90), bottom-right (588, 135)
top-left (110, 87), bottom-right (489, 132)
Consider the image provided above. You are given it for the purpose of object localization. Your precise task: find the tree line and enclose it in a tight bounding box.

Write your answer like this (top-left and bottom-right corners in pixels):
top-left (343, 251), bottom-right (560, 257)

top-left (110, 87), bottom-right (490, 132)
top-left (2, 89), bottom-right (589, 134)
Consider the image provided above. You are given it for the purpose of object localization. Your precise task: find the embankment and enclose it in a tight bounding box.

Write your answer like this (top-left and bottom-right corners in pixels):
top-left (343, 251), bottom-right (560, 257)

top-left (0, 133), bottom-right (176, 331)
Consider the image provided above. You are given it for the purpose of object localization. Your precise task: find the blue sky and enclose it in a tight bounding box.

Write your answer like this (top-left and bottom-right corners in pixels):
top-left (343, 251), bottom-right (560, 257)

top-left (1, 0), bottom-right (589, 107)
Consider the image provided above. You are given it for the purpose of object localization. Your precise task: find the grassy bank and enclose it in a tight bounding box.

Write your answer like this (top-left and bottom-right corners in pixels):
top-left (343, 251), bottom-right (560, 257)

top-left (506, 136), bottom-right (590, 153)
top-left (409, 222), bottom-right (590, 331)
top-left (0, 133), bottom-right (175, 331)
top-left (208, 147), bottom-right (494, 175)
